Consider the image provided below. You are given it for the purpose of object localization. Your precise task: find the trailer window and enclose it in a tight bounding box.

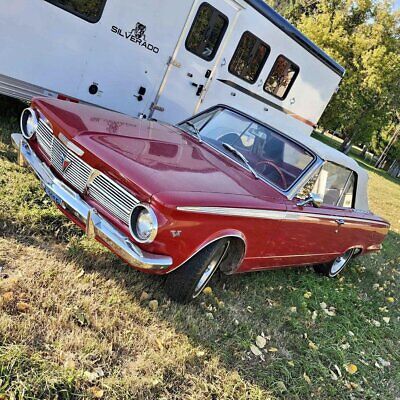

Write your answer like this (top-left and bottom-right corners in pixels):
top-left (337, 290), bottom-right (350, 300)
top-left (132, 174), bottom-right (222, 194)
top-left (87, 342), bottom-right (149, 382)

top-left (229, 32), bottom-right (270, 84)
top-left (185, 3), bottom-right (228, 61)
top-left (264, 55), bottom-right (299, 100)
top-left (44, 0), bottom-right (107, 23)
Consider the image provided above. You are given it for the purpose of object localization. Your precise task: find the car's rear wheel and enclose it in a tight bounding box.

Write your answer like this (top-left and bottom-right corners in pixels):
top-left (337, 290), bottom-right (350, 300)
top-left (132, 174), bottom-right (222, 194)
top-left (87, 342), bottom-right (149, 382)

top-left (165, 239), bottom-right (230, 303)
top-left (314, 248), bottom-right (355, 277)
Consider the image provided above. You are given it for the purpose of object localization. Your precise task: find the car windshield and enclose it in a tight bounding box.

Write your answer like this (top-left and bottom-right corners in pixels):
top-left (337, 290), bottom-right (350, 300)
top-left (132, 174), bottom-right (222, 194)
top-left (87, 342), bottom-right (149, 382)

top-left (179, 107), bottom-right (314, 190)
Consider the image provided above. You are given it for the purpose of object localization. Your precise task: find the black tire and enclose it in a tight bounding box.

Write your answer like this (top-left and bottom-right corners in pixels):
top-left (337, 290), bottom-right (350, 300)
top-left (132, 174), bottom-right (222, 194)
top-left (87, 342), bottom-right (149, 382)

top-left (314, 248), bottom-right (355, 278)
top-left (165, 239), bottom-right (230, 303)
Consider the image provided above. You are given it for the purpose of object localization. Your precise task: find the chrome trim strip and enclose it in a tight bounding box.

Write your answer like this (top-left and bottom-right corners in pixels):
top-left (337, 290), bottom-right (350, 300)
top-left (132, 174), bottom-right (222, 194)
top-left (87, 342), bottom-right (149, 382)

top-left (59, 132), bottom-right (84, 156)
top-left (178, 206), bottom-right (296, 220)
top-left (247, 252), bottom-right (338, 260)
top-left (177, 206), bottom-right (389, 226)
top-left (12, 134), bottom-right (172, 271)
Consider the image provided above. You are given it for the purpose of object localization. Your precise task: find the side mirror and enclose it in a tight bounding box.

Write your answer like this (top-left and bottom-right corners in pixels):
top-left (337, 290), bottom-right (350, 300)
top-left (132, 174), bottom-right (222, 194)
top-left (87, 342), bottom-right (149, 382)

top-left (297, 193), bottom-right (323, 208)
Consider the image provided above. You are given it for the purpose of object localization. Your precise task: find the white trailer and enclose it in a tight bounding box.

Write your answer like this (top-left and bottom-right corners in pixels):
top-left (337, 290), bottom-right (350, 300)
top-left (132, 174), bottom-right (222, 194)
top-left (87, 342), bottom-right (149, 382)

top-left (0, 0), bottom-right (345, 136)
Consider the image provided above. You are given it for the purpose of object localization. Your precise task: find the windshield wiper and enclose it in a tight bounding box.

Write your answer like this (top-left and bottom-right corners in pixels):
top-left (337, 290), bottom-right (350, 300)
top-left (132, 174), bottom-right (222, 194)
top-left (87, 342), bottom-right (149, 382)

top-left (184, 121), bottom-right (202, 143)
top-left (222, 142), bottom-right (259, 180)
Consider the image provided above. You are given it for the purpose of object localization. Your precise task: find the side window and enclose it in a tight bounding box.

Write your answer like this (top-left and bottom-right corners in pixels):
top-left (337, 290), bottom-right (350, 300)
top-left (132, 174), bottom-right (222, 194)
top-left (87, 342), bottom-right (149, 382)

top-left (44, 0), bottom-right (107, 23)
top-left (185, 3), bottom-right (229, 61)
top-left (264, 55), bottom-right (299, 100)
top-left (311, 162), bottom-right (355, 207)
top-left (229, 32), bottom-right (270, 84)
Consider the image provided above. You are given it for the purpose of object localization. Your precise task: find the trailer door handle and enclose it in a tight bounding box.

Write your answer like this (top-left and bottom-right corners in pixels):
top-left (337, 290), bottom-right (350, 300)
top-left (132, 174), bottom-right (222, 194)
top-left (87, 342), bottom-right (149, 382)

top-left (335, 219), bottom-right (345, 226)
top-left (196, 85), bottom-right (204, 96)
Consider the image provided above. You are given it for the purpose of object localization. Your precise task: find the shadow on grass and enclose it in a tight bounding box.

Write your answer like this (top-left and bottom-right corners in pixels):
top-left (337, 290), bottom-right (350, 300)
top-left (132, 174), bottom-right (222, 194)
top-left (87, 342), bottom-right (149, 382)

top-left (0, 225), bottom-right (307, 391)
top-left (0, 95), bottom-right (25, 160)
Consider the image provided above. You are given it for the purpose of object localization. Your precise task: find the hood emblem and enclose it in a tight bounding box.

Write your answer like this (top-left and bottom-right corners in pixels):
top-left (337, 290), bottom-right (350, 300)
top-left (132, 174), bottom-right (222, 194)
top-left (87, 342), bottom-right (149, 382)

top-left (61, 153), bottom-right (71, 172)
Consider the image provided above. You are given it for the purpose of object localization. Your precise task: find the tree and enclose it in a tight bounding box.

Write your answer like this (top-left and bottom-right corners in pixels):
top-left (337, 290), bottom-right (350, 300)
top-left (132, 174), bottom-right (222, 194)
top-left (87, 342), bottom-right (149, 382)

top-left (266, 0), bottom-right (319, 22)
top-left (373, 115), bottom-right (400, 167)
top-left (298, 1), bottom-right (400, 151)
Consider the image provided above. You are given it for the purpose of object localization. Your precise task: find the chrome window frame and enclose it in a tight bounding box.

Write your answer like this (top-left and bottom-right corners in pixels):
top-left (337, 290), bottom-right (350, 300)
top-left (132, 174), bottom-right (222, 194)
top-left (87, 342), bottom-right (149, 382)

top-left (337, 170), bottom-right (356, 208)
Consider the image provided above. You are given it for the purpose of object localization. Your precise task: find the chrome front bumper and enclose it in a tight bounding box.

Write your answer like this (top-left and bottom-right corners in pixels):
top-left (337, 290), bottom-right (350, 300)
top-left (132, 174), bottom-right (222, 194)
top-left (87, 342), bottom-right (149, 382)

top-left (11, 133), bottom-right (173, 271)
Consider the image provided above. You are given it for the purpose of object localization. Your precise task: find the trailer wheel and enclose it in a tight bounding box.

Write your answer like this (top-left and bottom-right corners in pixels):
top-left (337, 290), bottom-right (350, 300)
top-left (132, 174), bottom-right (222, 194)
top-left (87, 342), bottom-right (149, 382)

top-left (165, 239), bottom-right (230, 303)
top-left (314, 249), bottom-right (355, 277)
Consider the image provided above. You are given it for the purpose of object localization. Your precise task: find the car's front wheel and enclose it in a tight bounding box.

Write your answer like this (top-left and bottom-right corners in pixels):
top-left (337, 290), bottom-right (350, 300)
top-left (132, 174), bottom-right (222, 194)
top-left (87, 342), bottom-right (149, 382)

top-left (165, 239), bottom-right (230, 303)
top-left (314, 248), bottom-right (355, 277)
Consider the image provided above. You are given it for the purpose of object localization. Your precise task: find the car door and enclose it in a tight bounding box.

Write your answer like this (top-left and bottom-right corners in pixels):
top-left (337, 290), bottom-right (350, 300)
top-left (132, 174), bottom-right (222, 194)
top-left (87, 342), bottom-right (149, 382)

top-left (282, 162), bottom-right (359, 266)
top-left (150, 0), bottom-right (240, 123)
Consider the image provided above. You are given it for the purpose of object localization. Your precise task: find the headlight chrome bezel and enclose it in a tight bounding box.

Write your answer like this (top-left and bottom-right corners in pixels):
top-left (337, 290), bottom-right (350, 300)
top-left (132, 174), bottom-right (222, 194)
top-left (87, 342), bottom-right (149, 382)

top-left (20, 107), bottom-right (39, 140)
top-left (129, 204), bottom-right (158, 244)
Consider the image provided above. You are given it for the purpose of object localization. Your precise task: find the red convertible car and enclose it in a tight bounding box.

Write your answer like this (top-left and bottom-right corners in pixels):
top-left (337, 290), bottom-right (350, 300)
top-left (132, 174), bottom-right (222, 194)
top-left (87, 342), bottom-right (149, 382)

top-left (13, 98), bottom-right (389, 302)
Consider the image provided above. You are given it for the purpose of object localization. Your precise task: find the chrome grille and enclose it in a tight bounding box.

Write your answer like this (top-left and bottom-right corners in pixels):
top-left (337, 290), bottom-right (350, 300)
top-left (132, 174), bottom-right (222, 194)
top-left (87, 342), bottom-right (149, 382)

top-left (51, 137), bottom-right (92, 193)
top-left (34, 118), bottom-right (139, 225)
top-left (89, 174), bottom-right (137, 225)
top-left (36, 120), bottom-right (53, 158)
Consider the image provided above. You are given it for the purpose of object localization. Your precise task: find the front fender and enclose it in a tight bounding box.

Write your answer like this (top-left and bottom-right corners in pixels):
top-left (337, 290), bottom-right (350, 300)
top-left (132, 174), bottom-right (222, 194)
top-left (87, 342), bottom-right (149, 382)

top-left (168, 228), bottom-right (247, 274)
top-left (141, 198), bottom-right (249, 274)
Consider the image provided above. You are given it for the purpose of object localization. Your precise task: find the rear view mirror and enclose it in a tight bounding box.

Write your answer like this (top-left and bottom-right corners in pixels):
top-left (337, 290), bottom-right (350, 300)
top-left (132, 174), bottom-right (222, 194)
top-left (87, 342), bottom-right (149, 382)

top-left (297, 193), bottom-right (323, 208)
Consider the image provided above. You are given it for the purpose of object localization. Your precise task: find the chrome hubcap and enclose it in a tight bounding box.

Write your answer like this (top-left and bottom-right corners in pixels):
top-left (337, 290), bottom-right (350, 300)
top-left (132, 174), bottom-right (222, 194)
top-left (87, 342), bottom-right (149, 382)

top-left (193, 242), bottom-right (230, 298)
top-left (330, 249), bottom-right (354, 276)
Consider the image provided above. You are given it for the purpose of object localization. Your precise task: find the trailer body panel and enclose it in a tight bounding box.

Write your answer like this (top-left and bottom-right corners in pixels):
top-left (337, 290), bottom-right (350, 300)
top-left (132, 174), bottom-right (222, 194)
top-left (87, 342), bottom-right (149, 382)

top-left (0, 0), bottom-right (344, 137)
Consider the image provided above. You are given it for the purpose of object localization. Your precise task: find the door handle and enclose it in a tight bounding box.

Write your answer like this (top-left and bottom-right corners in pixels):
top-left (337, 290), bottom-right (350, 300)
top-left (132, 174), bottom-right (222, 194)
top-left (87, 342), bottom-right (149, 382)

top-left (191, 83), bottom-right (204, 95)
top-left (195, 84), bottom-right (204, 96)
top-left (335, 219), bottom-right (345, 226)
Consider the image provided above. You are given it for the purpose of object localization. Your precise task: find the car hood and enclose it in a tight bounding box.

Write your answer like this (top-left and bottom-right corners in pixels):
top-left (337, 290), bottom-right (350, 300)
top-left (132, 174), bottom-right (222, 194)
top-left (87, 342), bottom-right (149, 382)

top-left (34, 98), bottom-right (284, 203)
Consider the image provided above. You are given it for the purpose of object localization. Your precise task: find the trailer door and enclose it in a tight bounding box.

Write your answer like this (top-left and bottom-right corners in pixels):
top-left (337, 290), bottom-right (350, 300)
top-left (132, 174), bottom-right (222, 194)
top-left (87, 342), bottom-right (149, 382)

top-left (73, 0), bottom-right (193, 119)
top-left (151, 0), bottom-right (240, 123)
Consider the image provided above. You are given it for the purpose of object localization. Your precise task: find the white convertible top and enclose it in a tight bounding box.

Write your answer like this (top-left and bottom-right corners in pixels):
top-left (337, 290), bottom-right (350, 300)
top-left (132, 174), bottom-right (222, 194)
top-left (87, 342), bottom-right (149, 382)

top-left (293, 134), bottom-right (370, 212)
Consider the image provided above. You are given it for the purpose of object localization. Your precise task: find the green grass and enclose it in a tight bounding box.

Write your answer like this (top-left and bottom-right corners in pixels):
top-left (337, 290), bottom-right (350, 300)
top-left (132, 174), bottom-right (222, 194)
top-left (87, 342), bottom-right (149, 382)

top-left (0, 95), bottom-right (399, 399)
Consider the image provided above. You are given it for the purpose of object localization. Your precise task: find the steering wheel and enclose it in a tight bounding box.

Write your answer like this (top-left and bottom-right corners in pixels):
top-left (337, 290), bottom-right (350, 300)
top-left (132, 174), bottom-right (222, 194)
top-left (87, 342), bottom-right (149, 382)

top-left (255, 160), bottom-right (287, 188)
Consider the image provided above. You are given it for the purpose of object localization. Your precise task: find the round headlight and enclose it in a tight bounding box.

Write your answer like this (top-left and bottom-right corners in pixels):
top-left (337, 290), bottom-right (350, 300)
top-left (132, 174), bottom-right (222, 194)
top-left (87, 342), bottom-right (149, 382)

top-left (20, 108), bottom-right (38, 139)
top-left (129, 204), bottom-right (158, 243)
